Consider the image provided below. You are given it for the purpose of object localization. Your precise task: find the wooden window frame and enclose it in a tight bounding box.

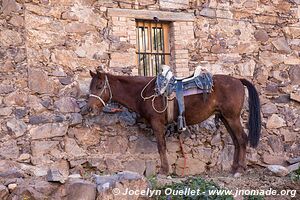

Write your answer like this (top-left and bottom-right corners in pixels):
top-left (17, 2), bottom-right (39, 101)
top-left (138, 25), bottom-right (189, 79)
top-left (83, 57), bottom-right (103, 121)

top-left (136, 20), bottom-right (170, 76)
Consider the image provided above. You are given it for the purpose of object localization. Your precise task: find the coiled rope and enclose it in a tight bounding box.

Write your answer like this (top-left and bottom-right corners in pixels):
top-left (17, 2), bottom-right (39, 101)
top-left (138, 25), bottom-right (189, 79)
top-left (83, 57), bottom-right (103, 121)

top-left (140, 77), bottom-right (174, 113)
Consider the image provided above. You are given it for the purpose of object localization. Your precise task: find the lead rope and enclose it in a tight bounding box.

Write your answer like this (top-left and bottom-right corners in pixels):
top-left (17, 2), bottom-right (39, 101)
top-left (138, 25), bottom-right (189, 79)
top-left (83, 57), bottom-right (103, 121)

top-left (179, 134), bottom-right (187, 177)
top-left (151, 95), bottom-right (169, 113)
top-left (141, 77), bottom-right (175, 114)
top-left (141, 77), bottom-right (156, 100)
top-left (105, 75), bottom-right (112, 101)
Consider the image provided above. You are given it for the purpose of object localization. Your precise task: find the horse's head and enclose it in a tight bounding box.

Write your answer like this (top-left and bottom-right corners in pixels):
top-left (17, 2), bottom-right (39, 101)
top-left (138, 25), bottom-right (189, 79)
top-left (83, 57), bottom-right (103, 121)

top-left (85, 70), bottom-right (112, 115)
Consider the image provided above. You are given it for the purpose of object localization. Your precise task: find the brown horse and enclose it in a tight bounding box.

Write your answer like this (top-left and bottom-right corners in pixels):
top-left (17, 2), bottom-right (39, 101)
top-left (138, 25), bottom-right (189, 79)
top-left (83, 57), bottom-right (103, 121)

top-left (86, 70), bottom-right (261, 176)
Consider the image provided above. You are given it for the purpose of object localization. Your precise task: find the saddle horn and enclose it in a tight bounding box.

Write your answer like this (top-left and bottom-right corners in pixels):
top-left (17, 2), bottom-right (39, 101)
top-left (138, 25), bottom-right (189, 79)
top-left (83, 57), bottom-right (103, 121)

top-left (96, 65), bottom-right (105, 73)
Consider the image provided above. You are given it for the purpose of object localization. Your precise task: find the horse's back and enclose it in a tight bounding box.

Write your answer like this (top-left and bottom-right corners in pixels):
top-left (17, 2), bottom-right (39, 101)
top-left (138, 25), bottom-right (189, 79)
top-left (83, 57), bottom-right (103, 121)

top-left (184, 74), bottom-right (245, 125)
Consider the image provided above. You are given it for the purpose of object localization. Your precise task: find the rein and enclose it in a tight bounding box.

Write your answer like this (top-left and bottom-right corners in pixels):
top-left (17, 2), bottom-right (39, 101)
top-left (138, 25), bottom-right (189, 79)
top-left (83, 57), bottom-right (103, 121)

top-left (89, 75), bottom-right (112, 107)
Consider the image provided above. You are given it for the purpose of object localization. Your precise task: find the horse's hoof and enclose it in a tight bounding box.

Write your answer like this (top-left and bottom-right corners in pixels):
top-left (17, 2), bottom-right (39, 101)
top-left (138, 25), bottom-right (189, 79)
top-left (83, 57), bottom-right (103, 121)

top-left (233, 172), bottom-right (242, 178)
top-left (159, 168), bottom-right (169, 175)
top-left (159, 170), bottom-right (169, 175)
top-left (231, 166), bottom-right (238, 174)
top-left (157, 174), bottom-right (168, 179)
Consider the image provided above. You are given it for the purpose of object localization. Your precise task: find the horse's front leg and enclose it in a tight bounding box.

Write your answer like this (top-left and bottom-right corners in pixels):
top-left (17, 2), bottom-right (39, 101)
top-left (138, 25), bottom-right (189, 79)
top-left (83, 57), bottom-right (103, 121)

top-left (151, 120), bottom-right (169, 175)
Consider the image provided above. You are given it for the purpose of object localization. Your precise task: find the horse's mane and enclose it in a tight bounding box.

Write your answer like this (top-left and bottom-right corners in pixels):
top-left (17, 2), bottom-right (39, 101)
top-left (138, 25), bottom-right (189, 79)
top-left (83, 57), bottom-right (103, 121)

top-left (107, 73), bottom-right (154, 84)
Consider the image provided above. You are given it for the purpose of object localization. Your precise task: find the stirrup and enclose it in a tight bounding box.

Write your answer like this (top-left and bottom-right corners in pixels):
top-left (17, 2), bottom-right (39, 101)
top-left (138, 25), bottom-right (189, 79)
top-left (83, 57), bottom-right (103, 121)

top-left (177, 116), bottom-right (186, 132)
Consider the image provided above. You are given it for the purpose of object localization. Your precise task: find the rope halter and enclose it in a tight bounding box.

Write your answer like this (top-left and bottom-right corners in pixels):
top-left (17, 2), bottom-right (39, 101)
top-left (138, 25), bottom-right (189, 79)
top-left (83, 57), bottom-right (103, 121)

top-left (89, 75), bottom-right (112, 107)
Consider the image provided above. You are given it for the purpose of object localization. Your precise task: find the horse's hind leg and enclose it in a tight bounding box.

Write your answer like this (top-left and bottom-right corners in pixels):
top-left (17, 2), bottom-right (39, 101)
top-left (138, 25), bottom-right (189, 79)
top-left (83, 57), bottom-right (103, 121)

top-left (223, 116), bottom-right (248, 174)
top-left (221, 117), bottom-right (240, 173)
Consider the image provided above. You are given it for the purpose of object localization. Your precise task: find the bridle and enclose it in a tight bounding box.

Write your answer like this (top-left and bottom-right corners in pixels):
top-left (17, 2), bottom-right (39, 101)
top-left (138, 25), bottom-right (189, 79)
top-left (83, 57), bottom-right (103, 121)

top-left (89, 75), bottom-right (112, 107)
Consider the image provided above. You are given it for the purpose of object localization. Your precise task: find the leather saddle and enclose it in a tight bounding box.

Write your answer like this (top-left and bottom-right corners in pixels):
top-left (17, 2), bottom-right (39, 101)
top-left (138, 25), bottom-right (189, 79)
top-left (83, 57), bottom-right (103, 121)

top-left (156, 65), bottom-right (213, 131)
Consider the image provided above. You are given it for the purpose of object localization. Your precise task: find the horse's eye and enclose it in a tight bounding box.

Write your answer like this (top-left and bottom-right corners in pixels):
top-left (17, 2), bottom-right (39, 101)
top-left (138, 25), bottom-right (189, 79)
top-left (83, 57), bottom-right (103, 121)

top-left (96, 85), bottom-right (102, 90)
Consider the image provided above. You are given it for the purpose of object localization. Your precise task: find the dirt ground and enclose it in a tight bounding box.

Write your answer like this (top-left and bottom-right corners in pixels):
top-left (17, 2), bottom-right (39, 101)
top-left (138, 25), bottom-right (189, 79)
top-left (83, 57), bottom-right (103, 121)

top-left (204, 166), bottom-right (300, 200)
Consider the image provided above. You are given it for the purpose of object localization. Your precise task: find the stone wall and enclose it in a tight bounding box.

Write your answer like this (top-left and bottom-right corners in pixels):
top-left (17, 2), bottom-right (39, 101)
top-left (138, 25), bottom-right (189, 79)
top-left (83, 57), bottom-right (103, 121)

top-left (191, 0), bottom-right (300, 168)
top-left (0, 0), bottom-right (299, 183)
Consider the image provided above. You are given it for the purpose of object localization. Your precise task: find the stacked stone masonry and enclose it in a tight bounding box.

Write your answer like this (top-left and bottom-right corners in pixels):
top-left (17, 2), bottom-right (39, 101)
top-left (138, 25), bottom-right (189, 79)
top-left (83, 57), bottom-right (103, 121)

top-left (0, 0), bottom-right (299, 188)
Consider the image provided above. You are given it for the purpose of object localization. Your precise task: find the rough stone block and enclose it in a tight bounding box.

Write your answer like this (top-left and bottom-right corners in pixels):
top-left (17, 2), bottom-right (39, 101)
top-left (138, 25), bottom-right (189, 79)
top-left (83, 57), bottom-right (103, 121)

top-left (0, 29), bottom-right (23, 46)
top-left (28, 68), bottom-right (54, 94)
top-left (272, 37), bottom-right (291, 53)
top-left (145, 160), bottom-right (157, 177)
top-left (263, 154), bottom-right (286, 165)
top-left (290, 92), bottom-right (300, 103)
top-left (47, 169), bottom-right (65, 183)
top-left (199, 8), bottom-right (216, 18)
top-left (66, 179), bottom-right (97, 200)
top-left (30, 123), bottom-right (68, 139)
top-left (69, 127), bottom-right (100, 146)
top-left (175, 157), bottom-right (206, 176)
top-left (0, 107), bottom-right (12, 116)
top-left (6, 118), bottom-right (27, 137)
top-left (65, 22), bottom-right (95, 33)
top-left (54, 97), bottom-right (80, 113)
top-left (0, 185), bottom-right (9, 200)
top-left (64, 137), bottom-right (86, 158)
top-left (124, 160), bottom-right (146, 175)
top-left (31, 141), bottom-right (60, 157)
top-left (0, 141), bottom-right (19, 160)
top-left (0, 84), bottom-right (14, 94)
top-left (159, 0), bottom-right (189, 9)
top-left (266, 114), bottom-right (286, 129)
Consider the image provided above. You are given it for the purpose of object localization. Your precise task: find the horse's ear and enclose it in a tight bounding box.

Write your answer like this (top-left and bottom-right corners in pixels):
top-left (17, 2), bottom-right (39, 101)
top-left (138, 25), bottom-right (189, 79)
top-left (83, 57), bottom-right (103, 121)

top-left (90, 70), bottom-right (96, 77)
top-left (96, 70), bottom-right (101, 76)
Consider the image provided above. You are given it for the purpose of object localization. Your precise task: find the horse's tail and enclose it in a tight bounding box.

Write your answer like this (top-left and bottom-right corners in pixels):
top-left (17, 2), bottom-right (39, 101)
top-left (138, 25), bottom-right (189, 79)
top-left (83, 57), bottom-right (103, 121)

top-left (240, 79), bottom-right (261, 148)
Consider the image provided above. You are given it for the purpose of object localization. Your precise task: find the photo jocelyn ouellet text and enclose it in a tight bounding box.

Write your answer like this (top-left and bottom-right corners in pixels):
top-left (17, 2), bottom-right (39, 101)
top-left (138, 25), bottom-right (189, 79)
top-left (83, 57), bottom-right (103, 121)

top-left (112, 187), bottom-right (297, 198)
